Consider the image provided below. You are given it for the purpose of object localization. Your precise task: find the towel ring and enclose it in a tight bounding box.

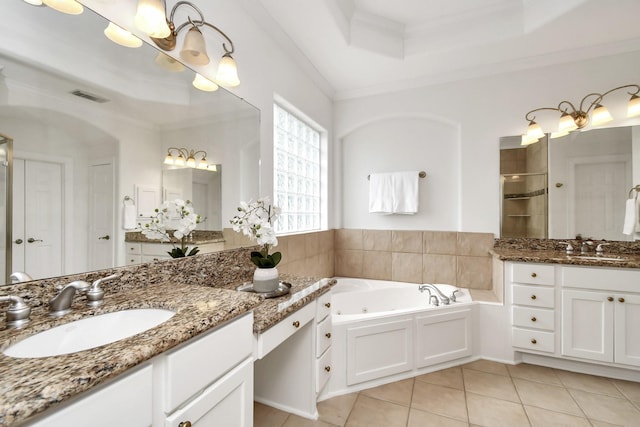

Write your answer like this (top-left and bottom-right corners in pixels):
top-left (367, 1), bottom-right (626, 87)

top-left (629, 185), bottom-right (640, 199)
top-left (123, 196), bottom-right (135, 206)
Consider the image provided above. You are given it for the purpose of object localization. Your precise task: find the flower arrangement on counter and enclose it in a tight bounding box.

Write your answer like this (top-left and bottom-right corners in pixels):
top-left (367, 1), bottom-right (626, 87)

top-left (139, 199), bottom-right (203, 258)
top-left (230, 197), bottom-right (282, 268)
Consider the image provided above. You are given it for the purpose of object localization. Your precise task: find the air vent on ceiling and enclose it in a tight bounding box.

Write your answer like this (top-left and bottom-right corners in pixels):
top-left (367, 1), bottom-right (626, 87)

top-left (70, 90), bottom-right (109, 103)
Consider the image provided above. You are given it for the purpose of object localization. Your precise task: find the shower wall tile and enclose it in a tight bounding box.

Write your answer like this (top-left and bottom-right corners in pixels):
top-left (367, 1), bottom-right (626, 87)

top-left (335, 249), bottom-right (364, 277)
top-left (457, 232), bottom-right (495, 257)
top-left (392, 252), bottom-right (423, 283)
top-left (457, 256), bottom-right (492, 289)
top-left (423, 254), bottom-right (457, 285)
top-left (423, 231), bottom-right (457, 255)
top-left (336, 229), bottom-right (363, 250)
top-left (363, 251), bottom-right (392, 280)
top-left (363, 230), bottom-right (392, 252)
top-left (392, 230), bottom-right (423, 253)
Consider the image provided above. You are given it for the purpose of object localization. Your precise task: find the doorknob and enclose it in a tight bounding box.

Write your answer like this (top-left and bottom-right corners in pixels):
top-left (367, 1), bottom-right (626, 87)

top-left (98, 235), bottom-right (110, 240)
top-left (27, 238), bottom-right (43, 243)
top-left (13, 239), bottom-right (23, 245)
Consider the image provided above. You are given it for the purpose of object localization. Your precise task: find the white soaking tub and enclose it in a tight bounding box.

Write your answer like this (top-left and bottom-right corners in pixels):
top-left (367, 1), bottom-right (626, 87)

top-left (324, 277), bottom-right (475, 397)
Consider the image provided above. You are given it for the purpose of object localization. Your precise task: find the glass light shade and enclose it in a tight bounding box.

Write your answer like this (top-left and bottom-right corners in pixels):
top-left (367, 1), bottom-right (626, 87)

top-left (216, 54), bottom-right (240, 87)
top-left (180, 27), bottom-right (210, 66)
top-left (186, 155), bottom-right (197, 168)
top-left (197, 158), bottom-right (208, 170)
top-left (526, 120), bottom-right (545, 140)
top-left (104, 23), bottom-right (142, 48)
top-left (135, 0), bottom-right (170, 38)
top-left (550, 130), bottom-right (569, 139)
top-left (164, 153), bottom-right (174, 165)
top-left (192, 73), bottom-right (219, 92)
top-left (154, 52), bottom-right (185, 72)
top-left (208, 164), bottom-right (217, 172)
top-left (591, 104), bottom-right (613, 126)
top-left (520, 134), bottom-right (539, 146)
top-left (174, 154), bottom-right (186, 167)
top-left (42, 0), bottom-right (83, 14)
top-left (23, 0), bottom-right (44, 5)
top-left (558, 112), bottom-right (578, 132)
top-left (628, 94), bottom-right (640, 117)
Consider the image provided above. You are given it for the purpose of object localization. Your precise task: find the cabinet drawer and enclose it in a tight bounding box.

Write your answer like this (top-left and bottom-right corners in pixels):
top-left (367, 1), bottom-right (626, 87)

top-left (512, 327), bottom-right (555, 353)
top-left (164, 313), bottom-right (253, 413)
top-left (316, 347), bottom-right (332, 393)
top-left (513, 285), bottom-right (555, 308)
top-left (126, 242), bottom-right (141, 255)
top-left (512, 263), bottom-right (555, 285)
top-left (316, 291), bottom-right (332, 322)
top-left (512, 306), bottom-right (555, 331)
top-left (255, 302), bottom-right (315, 359)
top-left (316, 316), bottom-right (332, 358)
top-left (126, 255), bottom-right (142, 266)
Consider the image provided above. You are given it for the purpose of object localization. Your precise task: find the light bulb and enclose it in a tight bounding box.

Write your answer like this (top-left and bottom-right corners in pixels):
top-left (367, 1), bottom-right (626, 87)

top-left (591, 104), bottom-right (612, 126)
top-left (216, 54), bottom-right (240, 87)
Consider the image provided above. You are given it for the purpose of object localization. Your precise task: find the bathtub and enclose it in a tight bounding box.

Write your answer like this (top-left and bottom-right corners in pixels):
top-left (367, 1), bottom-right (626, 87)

top-left (324, 277), bottom-right (476, 398)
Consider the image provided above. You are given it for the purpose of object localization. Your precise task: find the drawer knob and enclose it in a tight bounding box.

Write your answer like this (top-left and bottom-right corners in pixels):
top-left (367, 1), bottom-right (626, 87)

top-left (530, 295), bottom-right (537, 300)
top-left (179, 422), bottom-right (192, 427)
top-left (325, 302), bottom-right (331, 308)
top-left (531, 272), bottom-right (537, 278)
top-left (325, 332), bottom-right (331, 339)
top-left (531, 339), bottom-right (537, 344)
top-left (531, 316), bottom-right (537, 322)
top-left (607, 297), bottom-right (614, 302)
top-left (293, 320), bottom-right (300, 328)
top-left (325, 366), bottom-right (331, 372)
top-left (619, 297), bottom-right (625, 303)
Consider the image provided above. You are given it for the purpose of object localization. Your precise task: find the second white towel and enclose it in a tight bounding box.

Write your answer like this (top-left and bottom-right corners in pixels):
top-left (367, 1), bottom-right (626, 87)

top-left (368, 171), bottom-right (420, 214)
top-left (623, 197), bottom-right (639, 235)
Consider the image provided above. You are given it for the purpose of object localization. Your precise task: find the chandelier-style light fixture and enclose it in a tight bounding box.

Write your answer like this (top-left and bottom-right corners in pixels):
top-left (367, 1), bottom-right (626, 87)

top-left (523, 84), bottom-right (640, 145)
top-left (23, 0), bottom-right (83, 14)
top-left (164, 147), bottom-right (217, 171)
top-left (134, 0), bottom-right (240, 88)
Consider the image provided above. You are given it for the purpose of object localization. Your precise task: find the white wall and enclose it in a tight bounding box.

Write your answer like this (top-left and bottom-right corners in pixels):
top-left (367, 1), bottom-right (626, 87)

top-left (335, 51), bottom-right (640, 234)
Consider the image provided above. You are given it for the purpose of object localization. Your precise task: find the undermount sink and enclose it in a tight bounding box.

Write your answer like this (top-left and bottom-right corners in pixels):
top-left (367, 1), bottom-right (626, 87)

top-left (3, 308), bottom-right (175, 358)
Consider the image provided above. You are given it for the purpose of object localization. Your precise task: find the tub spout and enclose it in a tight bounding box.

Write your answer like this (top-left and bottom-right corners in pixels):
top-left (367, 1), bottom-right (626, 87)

top-left (418, 284), bottom-right (450, 305)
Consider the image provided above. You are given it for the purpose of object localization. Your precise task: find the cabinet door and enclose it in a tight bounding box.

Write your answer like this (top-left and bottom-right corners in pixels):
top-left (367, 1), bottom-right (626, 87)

top-left (614, 294), bottom-right (640, 367)
top-left (561, 289), bottom-right (613, 362)
top-left (415, 309), bottom-right (472, 368)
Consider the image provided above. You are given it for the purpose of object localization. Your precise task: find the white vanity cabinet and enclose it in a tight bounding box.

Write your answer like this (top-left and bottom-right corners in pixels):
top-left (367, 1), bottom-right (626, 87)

top-left (561, 267), bottom-right (640, 367)
top-left (315, 292), bottom-right (332, 393)
top-left (509, 263), bottom-right (556, 354)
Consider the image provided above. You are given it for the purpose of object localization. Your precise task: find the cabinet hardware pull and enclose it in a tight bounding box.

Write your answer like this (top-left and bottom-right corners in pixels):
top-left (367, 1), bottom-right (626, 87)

top-left (293, 320), bottom-right (300, 328)
top-left (325, 366), bottom-right (331, 372)
top-left (14, 239), bottom-right (23, 244)
top-left (531, 272), bottom-right (537, 278)
top-left (27, 238), bottom-right (43, 243)
top-left (179, 422), bottom-right (192, 427)
top-left (607, 297), bottom-right (614, 302)
top-left (98, 235), bottom-right (110, 240)
top-left (531, 317), bottom-right (537, 322)
top-left (530, 295), bottom-right (537, 300)
top-left (325, 332), bottom-right (331, 339)
top-left (325, 302), bottom-right (331, 308)
top-left (531, 339), bottom-right (537, 344)
top-left (619, 297), bottom-right (625, 303)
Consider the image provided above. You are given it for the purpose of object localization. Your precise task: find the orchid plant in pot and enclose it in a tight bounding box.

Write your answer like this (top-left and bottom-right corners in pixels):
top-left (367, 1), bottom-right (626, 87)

top-left (230, 198), bottom-right (282, 292)
top-left (139, 199), bottom-right (202, 258)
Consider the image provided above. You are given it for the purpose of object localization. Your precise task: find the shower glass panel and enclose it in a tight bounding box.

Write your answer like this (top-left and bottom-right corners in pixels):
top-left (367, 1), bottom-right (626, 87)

top-left (501, 172), bottom-right (548, 238)
top-left (0, 134), bottom-right (12, 283)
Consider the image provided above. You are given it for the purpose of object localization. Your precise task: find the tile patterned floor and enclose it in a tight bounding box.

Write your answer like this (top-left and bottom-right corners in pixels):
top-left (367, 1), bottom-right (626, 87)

top-left (254, 360), bottom-right (640, 427)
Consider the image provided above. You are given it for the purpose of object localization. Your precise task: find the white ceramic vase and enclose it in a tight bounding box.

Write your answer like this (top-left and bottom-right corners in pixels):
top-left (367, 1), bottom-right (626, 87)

top-left (253, 267), bottom-right (280, 292)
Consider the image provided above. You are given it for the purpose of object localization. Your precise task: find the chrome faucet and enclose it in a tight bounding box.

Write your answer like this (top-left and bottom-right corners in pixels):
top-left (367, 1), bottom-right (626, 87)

top-left (86, 274), bottom-right (118, 307)
top-left (580, 239), bottom-right (593, 254)
top-left (48, 280), bottom-right (91, 317)
top-left (0, 295), bottom-right (31, 328)
top-left (595, 242), bottom-right (610, 256)
top-left (418, 284), bottom-right (450, 305)
top-left (9, 272), bottom-right (33, 284)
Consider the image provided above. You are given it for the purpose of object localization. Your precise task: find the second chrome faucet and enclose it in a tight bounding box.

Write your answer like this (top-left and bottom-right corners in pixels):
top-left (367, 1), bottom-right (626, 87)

top-left (48, 274), bottom-right (119, 317)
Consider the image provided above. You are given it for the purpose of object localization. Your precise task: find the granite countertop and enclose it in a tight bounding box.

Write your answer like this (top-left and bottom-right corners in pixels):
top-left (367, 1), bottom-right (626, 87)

top-left (0, 273), bottom-right (334, 426)
top-left (124, 230), bottom-right (225, 245)
top-left (490, 247), bottom-right (640, 269)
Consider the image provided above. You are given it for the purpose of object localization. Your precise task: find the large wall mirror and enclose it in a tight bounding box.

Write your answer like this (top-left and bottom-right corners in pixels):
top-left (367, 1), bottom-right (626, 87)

top-left (0, 2), bottom-right (260, 283)
top-left (500, 125), bottom-right (640, 241)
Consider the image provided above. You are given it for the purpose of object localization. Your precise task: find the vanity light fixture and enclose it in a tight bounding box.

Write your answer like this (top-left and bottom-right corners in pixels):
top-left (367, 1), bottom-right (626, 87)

top-left (134, 0), bottom-right (240, 87)
top-left (41, 0), bottom-right (83, 14)
top-left (154, 52), bottom-right (186, 72)
top-left (524, 84), bottom-right (640, 144)
top-left (192, 73), bottom-right (218, 92)
top-left (164, 147), bottom-right (216, 171)
top-left (104, 22), bottom-right (143, 48)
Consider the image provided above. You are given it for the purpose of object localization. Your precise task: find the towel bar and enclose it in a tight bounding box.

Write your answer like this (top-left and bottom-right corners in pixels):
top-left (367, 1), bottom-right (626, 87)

top-left (629, 185), bottom-right (640, 199)
top-left (123, 195), bottom-right (135, 206)
top-left (368, 171), bottom-right (426, 180)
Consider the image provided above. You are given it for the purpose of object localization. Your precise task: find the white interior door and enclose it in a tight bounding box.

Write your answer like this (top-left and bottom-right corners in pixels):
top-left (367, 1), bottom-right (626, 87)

top-left (89, 162), bottom-right (114, 270)
top-left (13, 159), bottom-right (63, 279)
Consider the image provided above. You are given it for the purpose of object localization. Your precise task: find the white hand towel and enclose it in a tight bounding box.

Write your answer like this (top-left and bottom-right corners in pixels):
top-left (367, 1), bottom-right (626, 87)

top-left (623, 198), bottom-right (637, 235)
top-left (369, 173), bottom-right (393, 213)
top-left (123, 204), bottom-right (137, 230)
top-left (392, 171), bottom-right (419, 214)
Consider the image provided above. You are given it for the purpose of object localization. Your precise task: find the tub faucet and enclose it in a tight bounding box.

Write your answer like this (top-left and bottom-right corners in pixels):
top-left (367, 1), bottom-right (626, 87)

top-left (418, 284), bottom-right (450, 305)
top-left (48, 280), bottom-right (91, 317)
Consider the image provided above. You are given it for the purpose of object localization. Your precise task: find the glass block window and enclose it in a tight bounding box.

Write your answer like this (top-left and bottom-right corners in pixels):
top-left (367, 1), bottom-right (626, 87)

top-left (274, 102), bottom-right (321, 233)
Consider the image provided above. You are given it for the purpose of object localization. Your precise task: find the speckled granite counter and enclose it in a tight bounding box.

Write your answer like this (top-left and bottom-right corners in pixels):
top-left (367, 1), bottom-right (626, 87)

top-left (125, 230), bottom-right (224, 245)
top-left (490, 247), bottom-right (640, 269)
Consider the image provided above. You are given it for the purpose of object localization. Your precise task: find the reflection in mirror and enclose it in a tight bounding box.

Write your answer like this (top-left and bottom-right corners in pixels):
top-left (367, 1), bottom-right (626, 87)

top-left (500, 126), bottom-right (639, 241)
top-left (0, 2), bottom-right (260, 283)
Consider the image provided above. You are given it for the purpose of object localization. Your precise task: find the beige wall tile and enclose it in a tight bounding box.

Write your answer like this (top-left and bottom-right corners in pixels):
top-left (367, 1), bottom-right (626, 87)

top-left (318, 230), bottom-right (334, 253)
top-left (457, 232), bottom-right (495, 256)
top-left (304, 232), bottom-right (320, 256)
top-left (457, 256), bottom-right (492, 289)
top-left (492, 257), bottom-right (504, 302)
top-left (423, 254), bottom-right (457, 285)
top-left (423, 231), bottom-right (457, 255)
top-left (392, 252), bottom-right (423, 283)
top-left (363, 229), bottom-right (392, 251)
top-left (286, 234), bottom-right (307, 262)
top-left (362, 251), bottom-right (392, 281)
top-left (335, 229), bottom-right (363, 250)
top-left (392, 230), bottom-right (423, 253)
top-left (335, 249), bottom-right (364, 277)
